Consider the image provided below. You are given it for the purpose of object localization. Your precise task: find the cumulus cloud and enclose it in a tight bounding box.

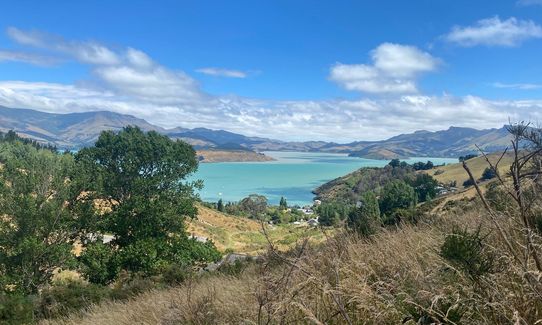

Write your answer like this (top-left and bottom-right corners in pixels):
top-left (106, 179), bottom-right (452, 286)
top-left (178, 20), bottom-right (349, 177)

top-left (329, 43), bottom-right (439, 94)
top-left (1, 28), bottom-right (541, 142)
top-left (444, 16), bottom-right (542, 47)
top-left (6, 27), bottom-right (205, 104)
top-left (1, 80), bottom-right (540, 142)
top-left (493, 82), bottom-right (542, 90)
top-left (0, 49), bottom-right (57, 66)
top-left (196, 67), bottom-right (248, 78)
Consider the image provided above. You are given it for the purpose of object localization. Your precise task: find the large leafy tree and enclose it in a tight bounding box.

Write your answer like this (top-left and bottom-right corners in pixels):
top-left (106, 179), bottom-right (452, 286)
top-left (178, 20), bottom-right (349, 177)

top-left (379, 180), bottom-right (417, 218)
top-left (76, 126), bottom-right (219, 283)
top-left (410, 173), bottom-right (438, 202)
top-left (0, 141), bottom-right (93, 294)
top-left (239, 194), bottom-right (268, 219)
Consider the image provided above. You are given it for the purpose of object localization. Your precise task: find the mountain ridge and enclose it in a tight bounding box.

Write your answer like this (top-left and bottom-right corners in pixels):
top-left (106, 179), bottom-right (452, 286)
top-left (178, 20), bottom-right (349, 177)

top-left (0, 105), bottom-right (511, 159)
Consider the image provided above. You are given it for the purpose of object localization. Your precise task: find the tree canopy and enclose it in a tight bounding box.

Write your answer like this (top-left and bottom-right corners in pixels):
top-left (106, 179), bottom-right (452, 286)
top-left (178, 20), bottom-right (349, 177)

top-left (76, 126), bottom-right (220, 283)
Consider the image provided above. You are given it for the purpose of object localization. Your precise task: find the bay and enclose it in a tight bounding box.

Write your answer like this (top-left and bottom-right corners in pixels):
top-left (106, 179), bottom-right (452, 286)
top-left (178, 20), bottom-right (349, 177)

top-left (193, 151), bottom-right (458, 206)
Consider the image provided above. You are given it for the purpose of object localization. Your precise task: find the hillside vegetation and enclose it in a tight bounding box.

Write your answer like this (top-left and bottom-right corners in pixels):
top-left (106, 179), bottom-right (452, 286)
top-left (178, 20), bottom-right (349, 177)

top-left (44, 199), bottom-right (541, 325)
top-left (426, 151), bottom-right (514, 189)
top-left (188, 205), bottom-right (329, 254)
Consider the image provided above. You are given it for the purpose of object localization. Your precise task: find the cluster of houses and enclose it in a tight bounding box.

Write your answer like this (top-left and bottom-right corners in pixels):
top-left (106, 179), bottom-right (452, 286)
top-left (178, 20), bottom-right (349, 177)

top-left (290, 199), bottom-right (321, 227)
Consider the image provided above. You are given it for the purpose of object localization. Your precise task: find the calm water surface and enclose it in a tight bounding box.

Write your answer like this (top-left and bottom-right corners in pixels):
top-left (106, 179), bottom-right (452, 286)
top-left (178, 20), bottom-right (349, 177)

top-left (193, 151), bottom-right (458, 206)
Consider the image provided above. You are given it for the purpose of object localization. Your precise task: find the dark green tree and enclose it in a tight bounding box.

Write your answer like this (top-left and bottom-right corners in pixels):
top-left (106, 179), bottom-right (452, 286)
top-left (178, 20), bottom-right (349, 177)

top-left (317, 201), bottom-right (350, 227)
top-left (388, 159), bottom-right (401, 168)
top-left (410, 173), bottom-right (438, 202)
top-left (279, 196), bottom-right (288, 210)
top-left (347, 191), bottom-right (380, 236)
top-left (217, 199), bottom-right (224, 212)
top-left (76, 126), bottom-right (219, 283)
top-left (379, 180), bottom-right (416, 223)
top-left (481, 167), bottom-right (497, 180)
top-left (0, 141), bottom-right (93, 294)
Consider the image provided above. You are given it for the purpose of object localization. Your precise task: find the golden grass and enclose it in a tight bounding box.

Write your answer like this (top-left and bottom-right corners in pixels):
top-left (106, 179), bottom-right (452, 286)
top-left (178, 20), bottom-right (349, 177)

top-left (425, 152), bottom-right (514, 189)
top-left (44, 198), bottom-right (542, 324)
top-left (188, 205), bottom-right (331, 254)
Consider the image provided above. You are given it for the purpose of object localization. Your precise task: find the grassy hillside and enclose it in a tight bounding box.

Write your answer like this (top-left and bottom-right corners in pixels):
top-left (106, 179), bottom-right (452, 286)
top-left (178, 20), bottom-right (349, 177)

top-left (425, 151), bottom-right (514, 189)
top-left (44, 198), bottom-right (541, 325)
top-left (189, 205), bottom-right (330, 255)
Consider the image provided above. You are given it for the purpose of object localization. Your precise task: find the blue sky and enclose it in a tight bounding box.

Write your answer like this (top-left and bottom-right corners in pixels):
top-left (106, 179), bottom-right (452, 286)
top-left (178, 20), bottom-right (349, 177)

top-left (1, 0), bottom-right (542, 141)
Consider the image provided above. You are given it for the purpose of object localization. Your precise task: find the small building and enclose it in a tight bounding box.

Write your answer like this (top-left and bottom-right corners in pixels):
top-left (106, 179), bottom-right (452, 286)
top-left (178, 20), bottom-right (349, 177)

top-left (190, 234), bottom-right (208, 243)
top-left (313, 199), bottom-right (322, 206)
top-left (307, 218), bottom-right (319, 227)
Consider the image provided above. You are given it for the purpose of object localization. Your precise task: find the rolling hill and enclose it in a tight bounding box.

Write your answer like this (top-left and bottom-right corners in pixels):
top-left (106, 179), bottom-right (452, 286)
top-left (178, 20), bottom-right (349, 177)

top-left (0, 105), bottom-right (512, 159)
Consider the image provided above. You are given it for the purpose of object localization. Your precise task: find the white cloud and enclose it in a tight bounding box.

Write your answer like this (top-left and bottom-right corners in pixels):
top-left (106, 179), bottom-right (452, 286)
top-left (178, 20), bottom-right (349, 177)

top-left (492, 82), bottom-right (542, 90)
top-left (444, 16), bottom-right (542, 47)
top-left (1, 80), bottom-right (540, 142)
top-left (329, 43), bottom-right (439, 94)
top-left (517, 0), bottom-right (542, 6)
top-left (0, 50), bottom-right (57, 66)
top-left (1, 28), bottom-right (541, 142)
top-left (6, 27), bottom-right (206, 104)
top-left (196, 67), bottom-right (248, 78)
top-left (7, 27), bottom-right (120, 65)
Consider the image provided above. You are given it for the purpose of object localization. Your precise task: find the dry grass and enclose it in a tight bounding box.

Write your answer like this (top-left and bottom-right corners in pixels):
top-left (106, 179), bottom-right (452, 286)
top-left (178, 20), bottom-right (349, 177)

top-left (46, 199), bottom-right (542, 324)
top-left (188, 205), bottom-right (330, 254)
top-left (426, 152), bottom-right (514, 189)
top-left (42, 176), bottom-right (542, 325)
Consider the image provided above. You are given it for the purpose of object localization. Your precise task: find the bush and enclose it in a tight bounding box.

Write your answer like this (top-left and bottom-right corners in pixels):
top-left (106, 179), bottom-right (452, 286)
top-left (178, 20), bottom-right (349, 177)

top-left (379, 180), bottom-right (417, 219)
top-left (36, 280), bottom-right (109, 319)
top-left (219, 259), bottom-right (252, 276)
top-left (79, 241), bottom-right (119, 285)
top-left (0, 293), bottom-right (35, 325)
top-left (160, 263), bottom-right (193, 285)
top-left (440, 226), bottom-right (496, 280)
top-left (462, 178), bottom-right (475, 187)
top-left (485, 183), bottom-right (514, 213)
top-left (481, 167), bottom-right (497, 181)
top-left (109, 274), bottom-right (156, 301)
top-left (348, 191), bottom-right (380, 236)
top-left (382, 208), bottom-right (417, 225)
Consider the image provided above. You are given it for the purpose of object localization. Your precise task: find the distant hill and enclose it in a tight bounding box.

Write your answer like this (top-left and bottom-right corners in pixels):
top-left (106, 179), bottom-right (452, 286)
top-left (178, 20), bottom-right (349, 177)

top-left (347, 126), bottom-right (511, 159)
top-left (0, 106), bottom-right (161, 147)
top-left (0, 105), bottom-right (512, 159)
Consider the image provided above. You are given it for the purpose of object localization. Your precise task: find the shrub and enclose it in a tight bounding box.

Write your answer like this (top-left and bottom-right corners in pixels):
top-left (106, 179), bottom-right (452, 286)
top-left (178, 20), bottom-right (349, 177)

top-left (219, 259), bottom-right (252, 276)
top-left (485, 183), bottom-right (514, 214)
top-left (440, 226), bottom-right (496, 280)
top-left (348, 191), bottom-right (380, 236)
top-left (160, 263), bottom-right (192, 285)
top-left (79, 241), bottom-right (119, 285)
top-left (379, 180), bottom-right (417, 219)
top-left (462, 178), bottom-right (475, 187)
top-left (109, 274), bottom-right (156, 301)
top-left (0, 293), bottom-right (35, 325)
top-left (382, 207), bottom-right (417, 225)
top-left (481, 167), bottom-right (497, 181)
top-left (36, 280), bottom-right (109, 319)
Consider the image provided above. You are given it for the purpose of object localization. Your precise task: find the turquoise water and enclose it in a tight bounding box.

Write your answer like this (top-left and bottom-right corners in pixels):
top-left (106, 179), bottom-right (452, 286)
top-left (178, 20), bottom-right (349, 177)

top-left (192, 151), bottom-right (458, 206)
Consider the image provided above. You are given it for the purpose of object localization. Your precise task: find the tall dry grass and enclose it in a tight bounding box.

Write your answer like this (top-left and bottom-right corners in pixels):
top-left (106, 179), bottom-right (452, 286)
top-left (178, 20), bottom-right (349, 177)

top-left (43, 199), bottom-right (542, 324)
